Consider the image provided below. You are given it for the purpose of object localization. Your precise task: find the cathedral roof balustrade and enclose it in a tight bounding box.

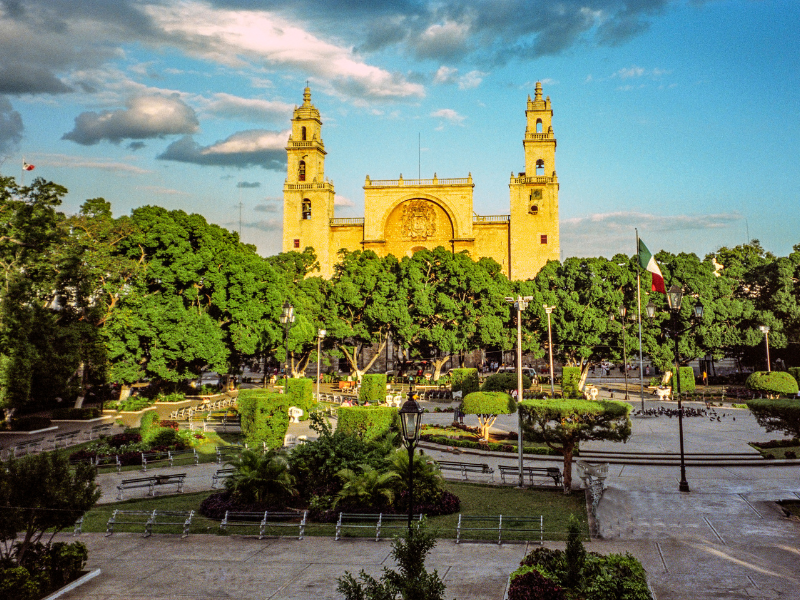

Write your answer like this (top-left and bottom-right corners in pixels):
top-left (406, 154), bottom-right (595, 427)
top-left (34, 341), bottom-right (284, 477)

top-left (285, 181), bottom-right (334, 191)
top-left (473, 215), bottom-right (510, 223)
top-left (287, 140), bottom-right (324, 148)
top-left (525, 132), bottom-right (554, 141)
top-left (365, 174), bottom-right (474, 188)
top-left (330, 217), bottom-right (365, 227)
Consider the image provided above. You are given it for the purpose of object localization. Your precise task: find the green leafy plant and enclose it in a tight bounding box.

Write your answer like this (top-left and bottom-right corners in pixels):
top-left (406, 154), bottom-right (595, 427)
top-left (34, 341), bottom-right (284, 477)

top-left (561, 367), bottom-right (581, 398)
top-left (335, 465), bottom-right (399, 510)
top-left (359, 374), bottom-right (387, 404)
top-left (238, 390), bottom-right (290, 449)
top-left (676, 366), bottom-right (696, 394)
top-left (482, 372), bottom-right (532, 393)
top-left (450, 368), bottom-right (479, 395)
top-left (746, 371), bottom-right (799, 398)
top-left (461, 391), bottom-right (516, 441)
top-left (224, 448), bottom-right (297, 504)
top-left (286, 378), bottom-right (314, 419)
top-left (337, 406), bottom-right (399, 441)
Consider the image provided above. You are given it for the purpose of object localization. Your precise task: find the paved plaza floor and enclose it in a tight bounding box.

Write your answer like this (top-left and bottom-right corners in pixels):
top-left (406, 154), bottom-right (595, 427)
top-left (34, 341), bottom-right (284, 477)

top-left (9, 389), bottom-right (800, 599)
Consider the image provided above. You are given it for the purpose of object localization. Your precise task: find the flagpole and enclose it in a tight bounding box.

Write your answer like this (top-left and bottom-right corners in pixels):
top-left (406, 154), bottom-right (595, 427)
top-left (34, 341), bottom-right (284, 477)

top-left (636, 228), bottom-right (645, 412)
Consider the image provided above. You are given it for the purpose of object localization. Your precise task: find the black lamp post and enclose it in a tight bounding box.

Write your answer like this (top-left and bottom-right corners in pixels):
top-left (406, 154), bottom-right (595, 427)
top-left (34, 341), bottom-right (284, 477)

top-left (647, 285), bottom-right (704, 493)
top-left (618, 305), bottom-right (630, 401)
top-left (280, 301), bottom-right (295, 384)
top-left (399, 392), bottom-right (424, 531)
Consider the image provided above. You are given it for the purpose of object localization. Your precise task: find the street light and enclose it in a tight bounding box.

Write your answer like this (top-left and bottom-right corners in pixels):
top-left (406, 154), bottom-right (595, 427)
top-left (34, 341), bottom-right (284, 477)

top-left (649, 285), bottom-right (704, 493)
top-left (759, 326), bottom-right (771, 372)
top-left (316, 329), bottom-right (326, 401)
top-left (398, 392), bottom-right (424, 531)
top-left (544, 305), bottom-right (556, 398)
top-left (505, 295), bottom-right (534, 487)
top-left (618, 305), bottom-right (630, 401)
top-left (280, 301), bottom-right (295, 386)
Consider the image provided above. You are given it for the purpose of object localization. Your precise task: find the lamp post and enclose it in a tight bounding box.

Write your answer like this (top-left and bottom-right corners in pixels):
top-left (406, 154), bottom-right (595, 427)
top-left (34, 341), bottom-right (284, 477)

top-left (316, 329), bottom-right (326, 401)
top-left (544, 305), bottom-right (556, 398)
top-left (618, 306), bottom-right (629, 401)
top-left (505, 295), bottom-right (534, 488)
top-left (280, 301), bottom-right (295, 386)
top-left (648, 285), bottom-right (704, 493)
top-left (399, 393), bottom-right (424, 531)
top-left (759, 326), bottom-right (771, 372)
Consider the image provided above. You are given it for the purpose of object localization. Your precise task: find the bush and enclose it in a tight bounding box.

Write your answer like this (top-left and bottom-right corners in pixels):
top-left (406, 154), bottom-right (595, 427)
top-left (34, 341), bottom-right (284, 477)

top-left (50, 407), bottom-right (101, 420)
top-left (155, 392), bottom-right (186, 403)
top-left (746, 371), bottom-right (799, 397)
top-left (139, 410), bottom-right (161, 442)
top-left (561, 367), bottom-right (581, 398)
top-left (286, 378), bottom-right (314, 419)
top-left (109, 397), bottom-right (153, 411)
top-left (481, 372), bottom-right (531, 393)
top-left (462, 391), bottom-right (516, 415)
top-left (507, 570), bottom-right (565, 600)
top-left (582, 553), bottom-right (651, 600)
top-left (451, 368), bottom-right (480, 395)
top-left (677, 366), bottom-right (696, 393)
top-left (788, 367), bottom-right (800, 386)
top-left (238, 390), bottom-right (291, 449)
top-left (8, 416), bottom-right (51, 431)
top-left (337, 406), bottom-right (398, 441)
top-left (147, 428), bottom-right (184, 449)
top-left (359, 374), bottom-right (387, 404)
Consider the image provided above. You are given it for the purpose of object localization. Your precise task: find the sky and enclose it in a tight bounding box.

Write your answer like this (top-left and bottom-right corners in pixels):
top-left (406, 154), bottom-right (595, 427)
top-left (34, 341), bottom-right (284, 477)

top-left (1, 0), bottom-right (798, 262)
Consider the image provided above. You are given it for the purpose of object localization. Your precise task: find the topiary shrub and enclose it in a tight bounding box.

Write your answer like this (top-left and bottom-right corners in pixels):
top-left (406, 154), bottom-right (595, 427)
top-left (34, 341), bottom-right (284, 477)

top-left (359, 374), bottom-right (387, 404)
top-left (746, 371), bottom-right (799, 398)
top-left (462, 391), bottom-right (516, 441)
top-left (337, 406), bottom-right (398, 441)
top-left (481, 372), bottom-right (531, 393)
top-left (238, 390), bottom-right (291, 449)
top-left (788, 367), bottom-right (800, 387)
top-left (676, 366), bottom-right (696, 393)
top-left (507, 569), bottom-right (566, 600)
top-left (451, 368), bottom-right (480, 395)
top-left (561, 367), bottom-right (581, 398)
top-left (286, 378), bottom-right (314, 419)
top-left (139, 410), bottom-right (161, 442)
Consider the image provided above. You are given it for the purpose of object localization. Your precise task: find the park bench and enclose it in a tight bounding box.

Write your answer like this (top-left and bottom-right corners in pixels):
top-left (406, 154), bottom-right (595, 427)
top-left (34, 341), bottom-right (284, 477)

top-left (435, 460), bottom-right (494, 481)
top-left (12, 437), bottom-right (45, 457)
top-left (82, 423), bottom-right (113, 441)
top-left (115, 473), bottom-right (186, 500)
top-left (456, 514), bottom-right (544, 544)
top-left (94, 454), bottom-right (122, 473)
top-left (105, 509), bottom-right (194, 537)
top-left (52, 431), bottom-right (80, 449)
top-left (141, 449), bottom-right (198, 471)
top-left (335, 513), bottom-right (423, 541)
top-left (220, 510), bottom-right (308, 540)
top-left (211, 467), bottom-right (235, 489)
top-left (498, 465), bottom-right (562, 487)
top-left (216, 445), bottom-right (243, 464)
top-left (203, 412), bottom-right (240, 432)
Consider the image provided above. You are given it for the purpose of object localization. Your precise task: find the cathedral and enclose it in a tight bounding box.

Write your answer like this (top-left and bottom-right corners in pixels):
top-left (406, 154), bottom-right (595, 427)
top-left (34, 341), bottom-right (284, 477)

top-left (282, 83), bottom-right (560, 280)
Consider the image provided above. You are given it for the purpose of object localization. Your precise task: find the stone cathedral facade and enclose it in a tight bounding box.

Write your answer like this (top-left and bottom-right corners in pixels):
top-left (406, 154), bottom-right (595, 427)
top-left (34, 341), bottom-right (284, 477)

top-left (282, 83), bottom-right (560, 280)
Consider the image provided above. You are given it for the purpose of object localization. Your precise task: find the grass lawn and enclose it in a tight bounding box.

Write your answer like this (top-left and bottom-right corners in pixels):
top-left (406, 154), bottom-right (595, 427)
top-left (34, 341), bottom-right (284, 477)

top-left (79, 482), bottom-right (587, 542)
top-left (749, 442), bottom-right (800, 459)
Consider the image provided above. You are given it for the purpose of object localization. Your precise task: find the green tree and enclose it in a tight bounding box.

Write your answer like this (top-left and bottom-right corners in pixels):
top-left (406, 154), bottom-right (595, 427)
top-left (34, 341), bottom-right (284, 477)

top-left (398, 248), bottom-right (512, 380)
top-left (461, 391), bottom-right (516, 441)
top-left (0, 453), bottom-right (100, 566)
top-left (335, 465), bottom-right (399, 509)
top-left (519, 399), bottom-right (631, 493)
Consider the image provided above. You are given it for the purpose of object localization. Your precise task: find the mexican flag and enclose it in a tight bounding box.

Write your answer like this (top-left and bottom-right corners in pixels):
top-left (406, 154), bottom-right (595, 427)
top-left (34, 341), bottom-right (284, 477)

top-left (638, 239), bottom-right (666, 293)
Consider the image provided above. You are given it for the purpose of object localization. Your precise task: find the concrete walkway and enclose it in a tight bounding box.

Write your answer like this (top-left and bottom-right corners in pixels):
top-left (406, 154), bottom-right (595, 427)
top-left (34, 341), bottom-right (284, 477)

top-left (24, 395), bottom-right (800, 599)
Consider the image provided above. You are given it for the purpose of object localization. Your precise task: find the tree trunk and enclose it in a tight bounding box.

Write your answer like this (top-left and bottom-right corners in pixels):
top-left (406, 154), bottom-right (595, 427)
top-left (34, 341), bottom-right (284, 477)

top-left (432, 355), bottom-right (450, 381)
top-left (562, 442), bottom-right (575, 494)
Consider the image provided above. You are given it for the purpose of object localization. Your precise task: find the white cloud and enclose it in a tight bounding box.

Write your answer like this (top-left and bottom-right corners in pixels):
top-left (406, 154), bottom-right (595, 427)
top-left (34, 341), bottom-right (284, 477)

top-left (414, 20), bottom-right (471, 59)
top-left (457, 70), bottom-right (486, 90)
top-left (434, 66), bottom-right (458, 85)
top-left (202, 93), bottom-right (293, 122)
top-left (147, 2), bottom-right (424, 101)
top-left (157, 129), bottom-right (289, 169)
top-left (430, 108), bottom-right (465, 125)
top-left (138, 185), bottom-right (190, 196)
top-left (36, 153), bottom-right (150, 174)
top-left (334, 194), bottom-right (355, 207)
top-left (62, 95), bottom-right (199, 145)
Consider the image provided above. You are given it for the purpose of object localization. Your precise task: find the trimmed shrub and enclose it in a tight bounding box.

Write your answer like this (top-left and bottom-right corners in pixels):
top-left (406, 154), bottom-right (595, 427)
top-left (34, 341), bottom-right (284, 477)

top-left (50, 407), bottom-right (101, 420)
top-left (238, 390), bottom-right (291, 449)
top-left (155, 392), bottom-right (186, 403)
top-left (462, 391), bottom-right (517, 415)
top-left (451, 368), bottom-right (480, 395)
top-left (286, 378), bottom-right (314, 419)
top-left (337, 406), bottom-right (398, 441)
top-left (676, 366), bottom-right (696, 393)
top-left (788, 367), bottom-right (800, 386)
top-left (139, 410), bottom-right (161, 442)
top-left (561, 367), bottom-right (581, 398)
top-left (481, 372), bottom-right (531, 393)
top-left (746, 371), bottom-right (799, 397)
top-left (359, 374), bottom-right (387, 404)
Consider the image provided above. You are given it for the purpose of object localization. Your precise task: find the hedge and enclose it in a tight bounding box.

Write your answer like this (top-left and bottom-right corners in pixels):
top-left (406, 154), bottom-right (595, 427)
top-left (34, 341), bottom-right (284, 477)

top-left (139, 411), bottom-right (161, 443)
top-left (237, 390), bottom-right (291, 449)
top-left (676, 366), bottom-right (696, 393)
top-left (746, 371), bottom-right (799, 397)
top-left (788, 367), bottom-right (800, 386)
top-left (481, 372), bottom-right (531, 393)
top-left (50, 407), bottom-right (101, 420)
top-left (561, 367), bottom-right (581, 398)
top-left (337, 406), bottom-right (399, 441)
top-left (286, 378), bottom-right (314, 420)
top-left (462, 391), bottom-right (517, 415)
top-left (450, 368), bottom-right (480, 395)
top-left (359, 374), bottom-right (387, 404)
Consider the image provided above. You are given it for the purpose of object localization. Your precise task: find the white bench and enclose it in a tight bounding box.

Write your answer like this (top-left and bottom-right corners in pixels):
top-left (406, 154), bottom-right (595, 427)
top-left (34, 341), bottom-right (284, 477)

top-left (335, 513), bottom-right (423, 541)
top-left (456, 514), bottom-right (543, 545)
top-left (220, 510), bottom-right (307, 540)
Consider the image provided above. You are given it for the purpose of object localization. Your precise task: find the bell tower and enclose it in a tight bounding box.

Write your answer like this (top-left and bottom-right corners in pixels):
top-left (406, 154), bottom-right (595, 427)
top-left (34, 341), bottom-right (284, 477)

top-left (509, 82), bottom-right (560, 279)
top-left (282, 87), bottom-right (336, 273)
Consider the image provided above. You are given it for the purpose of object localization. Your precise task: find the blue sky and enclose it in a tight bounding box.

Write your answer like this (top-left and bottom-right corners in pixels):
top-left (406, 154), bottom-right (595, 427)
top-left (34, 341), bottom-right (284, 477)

top-left (1, 0), bottom-right (798, 261)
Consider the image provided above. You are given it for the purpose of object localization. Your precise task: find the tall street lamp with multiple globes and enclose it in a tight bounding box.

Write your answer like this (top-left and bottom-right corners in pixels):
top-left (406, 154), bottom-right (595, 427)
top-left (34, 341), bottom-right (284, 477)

top-left (543, 305), bottom-right (556, 398)
top-left (618, 305), bottom-right (630, 402)
top-left (647, 284), bottom-right (703, 493)
top-left (505, 295), bottom-right (533, 488)
top-left (398, 392), bottom-right (424, 531)
top-left (280, 301), bottom-right (295, 384)
top-left (759, 326), bottom-right (771, 372)
top-left (316, 329), bottom-right (326, 401)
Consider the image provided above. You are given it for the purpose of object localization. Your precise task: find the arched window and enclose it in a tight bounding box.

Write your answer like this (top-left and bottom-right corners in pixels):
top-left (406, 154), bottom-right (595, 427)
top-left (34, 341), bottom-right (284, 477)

top-left (298, 160), bottom-right (306, 181)
top-left (536, 119), bottom-right (543, 134)
top-left (302, 199), bottom-right (311, 220)
top-left (529, 204), bottom-right (539, 216)
top-left (536, 159), bottom-right (545, 176)
top-left (301, 126), bottom-right (307, 141)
